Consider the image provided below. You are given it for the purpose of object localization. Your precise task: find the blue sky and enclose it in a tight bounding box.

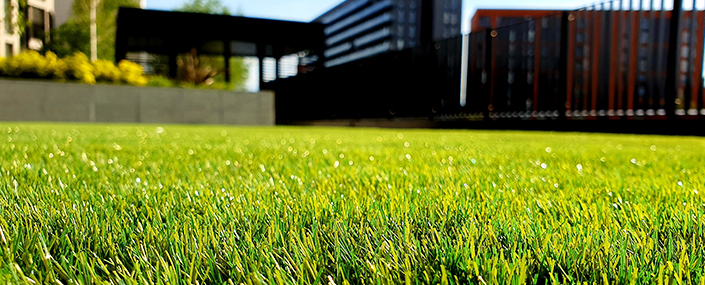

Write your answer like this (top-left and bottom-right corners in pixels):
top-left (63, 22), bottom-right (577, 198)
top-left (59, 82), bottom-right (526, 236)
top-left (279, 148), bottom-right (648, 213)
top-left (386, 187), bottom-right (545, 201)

top-left (146, 0), bottom-right (594, 34)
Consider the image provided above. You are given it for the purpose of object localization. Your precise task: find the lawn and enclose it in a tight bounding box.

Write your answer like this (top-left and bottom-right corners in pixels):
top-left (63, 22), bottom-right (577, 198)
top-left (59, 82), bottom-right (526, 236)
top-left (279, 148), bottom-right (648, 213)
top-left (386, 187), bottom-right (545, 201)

top-left (1, 123), bottom-right (704, 284)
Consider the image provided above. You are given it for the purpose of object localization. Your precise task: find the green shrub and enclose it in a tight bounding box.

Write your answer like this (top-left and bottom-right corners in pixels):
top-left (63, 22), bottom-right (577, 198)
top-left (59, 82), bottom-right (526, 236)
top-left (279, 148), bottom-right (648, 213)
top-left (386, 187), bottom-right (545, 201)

top-left (0, 51), bottom-right (149, 86)
top-left (1, 51), bottom-right (44, 77)
top-left (63, 52), bottom-right (95, 84)
top-left (0, 57), bottom-right (5, 76)
top-left (118, 60), bottom-right (147, 86)
top-left (146, 75), bottom-right (175, 88)
top-left (93, 59), bottom-right (121, 83)
top-left (44, 52), bottom-right (69, 79)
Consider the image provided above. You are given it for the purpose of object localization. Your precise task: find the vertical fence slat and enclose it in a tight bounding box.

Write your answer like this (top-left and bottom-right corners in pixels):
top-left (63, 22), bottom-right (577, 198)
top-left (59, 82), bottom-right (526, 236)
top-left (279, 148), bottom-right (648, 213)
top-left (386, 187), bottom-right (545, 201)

top-left (627, 0), bottom-right (641, 115)
top-left (617, 1), bottom-right (627, 115)
top-left (533, 19), bottom-right (542, 116)
top-left (665, 0), bottom-right (683, 118)
top-left (592, 5), bottom-right (602, 115)
top-left (484, 29), bottom-right (494, 119)
top-left (610, 1), bottom-right (621, 115)
top-left (585, 6), bottom-right (594, 116)
top-left (567, 12), bottom-right (576, 117)
top-left (647, 0), bottom-right (656, 115)
top-left (688, 0), bottom-right (699, 114)
top-left (560, 11), bottom-right (571, 118)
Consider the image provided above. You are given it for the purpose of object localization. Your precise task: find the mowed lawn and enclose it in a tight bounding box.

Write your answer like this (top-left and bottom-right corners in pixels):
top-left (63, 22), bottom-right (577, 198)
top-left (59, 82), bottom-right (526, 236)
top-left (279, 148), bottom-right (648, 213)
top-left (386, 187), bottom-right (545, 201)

top-left (1, 123), bottom-right (705, 284)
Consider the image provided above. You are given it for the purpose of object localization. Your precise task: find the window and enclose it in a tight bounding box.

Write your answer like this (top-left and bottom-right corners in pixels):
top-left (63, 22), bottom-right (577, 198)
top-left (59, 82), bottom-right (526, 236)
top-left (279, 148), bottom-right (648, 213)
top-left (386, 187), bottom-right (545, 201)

top-left (321, 0), bottom-right (369, 25)
top-left (324, 1), bottom-right (392, 35)
top-left (639, 48), bottom-right (648, 58)
top-left (354, 27), bottom-right (390, 47)
top-left (681, 46), bottom-right (689, 58)
top-left (509, 30), bottom-right (516, 43)
top-left (479, 17), bottom-right (491, 28)
top-left (29, 7), bottom-right (45, 40)
top-left (576, 46), bottom-right (584, 57)
top-left (6, 44), bottom-right (13, 57)
top-left (326, 13), bottom-right (392, 46)
top-left (4, 0), bottom-right (13, 34)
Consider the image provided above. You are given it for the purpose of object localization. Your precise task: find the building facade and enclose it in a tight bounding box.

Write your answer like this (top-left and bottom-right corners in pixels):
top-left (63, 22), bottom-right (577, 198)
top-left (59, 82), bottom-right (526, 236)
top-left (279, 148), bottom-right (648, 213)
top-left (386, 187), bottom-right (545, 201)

top-left (55, 0), bottom-right (145, 27)
top-left (1, 0), bottom-right (55, 57)
top-left (313, 0), bottom-right (461, 68)
top-left (467, 9), bottom-right (704, 117)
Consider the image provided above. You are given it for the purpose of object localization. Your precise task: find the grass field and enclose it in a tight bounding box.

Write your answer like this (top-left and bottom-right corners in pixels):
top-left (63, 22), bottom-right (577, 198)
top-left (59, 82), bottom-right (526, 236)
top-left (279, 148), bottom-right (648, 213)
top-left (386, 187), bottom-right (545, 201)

top-left (1, 123), bottom-right (705, 284)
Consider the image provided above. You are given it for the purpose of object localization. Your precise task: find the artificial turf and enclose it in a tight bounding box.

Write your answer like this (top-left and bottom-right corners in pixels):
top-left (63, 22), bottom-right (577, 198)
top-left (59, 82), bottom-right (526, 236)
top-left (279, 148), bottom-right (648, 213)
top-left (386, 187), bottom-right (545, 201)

top-left (1, 123), bottom-right (704, 284)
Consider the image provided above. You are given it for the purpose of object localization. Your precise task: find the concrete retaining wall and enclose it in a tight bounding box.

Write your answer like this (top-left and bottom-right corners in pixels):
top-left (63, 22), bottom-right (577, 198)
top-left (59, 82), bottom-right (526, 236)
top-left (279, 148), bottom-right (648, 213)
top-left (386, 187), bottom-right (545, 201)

top-left (0, 79), bottom-right (275, 125)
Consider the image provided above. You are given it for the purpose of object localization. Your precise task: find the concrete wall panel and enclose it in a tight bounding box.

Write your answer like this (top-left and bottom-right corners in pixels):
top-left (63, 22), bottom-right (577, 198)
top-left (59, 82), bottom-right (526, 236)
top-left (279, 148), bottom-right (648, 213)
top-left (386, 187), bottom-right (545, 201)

top-left (0, 79), bottom-right (275, 125)
top-left (94, 85), bottom-right (140, 123)
top-left (222, 91), bottom-right (261, 125)
top-left (182, 90), bottom-right (221, 124)
top-left (43, 83), bottom-right (93, 122)
top-left (138, 88), bottom-right (185, 124)
top-left (0, 80), bottom-right (46, 121)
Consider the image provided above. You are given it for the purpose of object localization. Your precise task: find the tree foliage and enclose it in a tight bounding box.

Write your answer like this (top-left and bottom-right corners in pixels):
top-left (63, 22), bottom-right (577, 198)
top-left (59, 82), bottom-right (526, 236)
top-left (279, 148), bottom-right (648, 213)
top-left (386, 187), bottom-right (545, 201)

top-left (175, 0), bottom-right (231, 15)
top-left (46, 0), bottom-right (139, 60)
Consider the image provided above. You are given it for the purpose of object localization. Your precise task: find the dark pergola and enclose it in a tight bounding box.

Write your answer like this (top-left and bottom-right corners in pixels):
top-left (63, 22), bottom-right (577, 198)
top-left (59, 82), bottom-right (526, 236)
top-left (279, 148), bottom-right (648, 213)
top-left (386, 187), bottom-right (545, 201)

top-left (115, 8), bottom-right (324, 87)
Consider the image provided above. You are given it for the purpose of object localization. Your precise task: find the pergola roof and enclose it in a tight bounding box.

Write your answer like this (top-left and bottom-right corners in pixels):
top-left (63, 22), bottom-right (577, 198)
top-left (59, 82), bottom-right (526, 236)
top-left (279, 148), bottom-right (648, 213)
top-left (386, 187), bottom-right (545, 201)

top-left (115, 8), bottom-right (325, 60)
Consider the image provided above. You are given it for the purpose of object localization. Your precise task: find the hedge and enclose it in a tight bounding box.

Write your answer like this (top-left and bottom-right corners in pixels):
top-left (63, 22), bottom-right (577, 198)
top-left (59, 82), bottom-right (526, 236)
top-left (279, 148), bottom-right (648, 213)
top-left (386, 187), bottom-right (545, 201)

top-left (0, 51), bottom-right (148, 86)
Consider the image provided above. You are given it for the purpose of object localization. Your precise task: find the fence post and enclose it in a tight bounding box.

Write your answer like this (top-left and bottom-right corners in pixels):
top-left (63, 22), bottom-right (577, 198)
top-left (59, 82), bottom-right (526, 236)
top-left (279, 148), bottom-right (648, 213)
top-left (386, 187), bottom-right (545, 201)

top-left (665, 0), bottom-right (683, 119)
top-left (483, 28), bottom-right (494, 120)
top-left (559, 11), bottom-right (570, 119)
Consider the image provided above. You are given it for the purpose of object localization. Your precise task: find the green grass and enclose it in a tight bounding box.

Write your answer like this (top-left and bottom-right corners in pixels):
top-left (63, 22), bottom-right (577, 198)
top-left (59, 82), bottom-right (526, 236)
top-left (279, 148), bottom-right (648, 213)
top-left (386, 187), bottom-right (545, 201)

top-left (1, 123), bottom-right (705, 284)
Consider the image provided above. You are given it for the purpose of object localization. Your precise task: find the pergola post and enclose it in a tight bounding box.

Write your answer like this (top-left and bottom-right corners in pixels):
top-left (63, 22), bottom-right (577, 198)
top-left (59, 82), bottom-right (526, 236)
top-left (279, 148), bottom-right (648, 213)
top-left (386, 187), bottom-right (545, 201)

top-left (259, 56), bottom-right (265, 90)
top-left (168, 52), bottom-right (178, 79)
top-left (275, 57), bottom-right (280, 80)
top-left (224, 40), bottom-right (232, 84)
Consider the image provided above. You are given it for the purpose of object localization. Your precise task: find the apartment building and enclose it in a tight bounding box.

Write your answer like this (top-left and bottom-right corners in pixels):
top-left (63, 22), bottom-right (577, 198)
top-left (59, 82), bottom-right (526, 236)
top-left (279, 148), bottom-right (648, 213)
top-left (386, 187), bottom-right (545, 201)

top-left (1, 0), bottom-right (55, 57)
top-left (314, 0), bottom-right (461, 68)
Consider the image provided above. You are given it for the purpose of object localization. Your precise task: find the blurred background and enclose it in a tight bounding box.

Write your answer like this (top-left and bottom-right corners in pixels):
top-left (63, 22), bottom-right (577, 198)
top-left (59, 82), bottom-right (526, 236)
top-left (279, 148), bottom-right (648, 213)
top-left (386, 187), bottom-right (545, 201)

top-left (2, 0), bottom-right (705, 133)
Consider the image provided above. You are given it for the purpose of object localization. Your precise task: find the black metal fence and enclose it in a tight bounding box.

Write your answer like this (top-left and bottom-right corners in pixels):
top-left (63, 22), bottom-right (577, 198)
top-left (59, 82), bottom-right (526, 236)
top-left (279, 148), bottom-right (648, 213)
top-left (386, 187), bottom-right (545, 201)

top-left (463, 0), bottom-right (705, 121)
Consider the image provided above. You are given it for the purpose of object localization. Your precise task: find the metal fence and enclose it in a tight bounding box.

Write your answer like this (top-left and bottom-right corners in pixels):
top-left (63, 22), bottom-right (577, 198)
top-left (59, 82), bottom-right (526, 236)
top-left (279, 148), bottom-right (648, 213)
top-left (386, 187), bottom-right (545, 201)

top-left (463, 0), bottom-right (705, 120)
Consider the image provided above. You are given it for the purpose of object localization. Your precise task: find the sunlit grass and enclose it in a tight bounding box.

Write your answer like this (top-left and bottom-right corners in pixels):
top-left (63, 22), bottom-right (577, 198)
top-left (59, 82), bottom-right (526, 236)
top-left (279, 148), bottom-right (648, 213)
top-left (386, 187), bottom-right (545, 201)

top-left (1, 123), bottom-right (705, 284)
